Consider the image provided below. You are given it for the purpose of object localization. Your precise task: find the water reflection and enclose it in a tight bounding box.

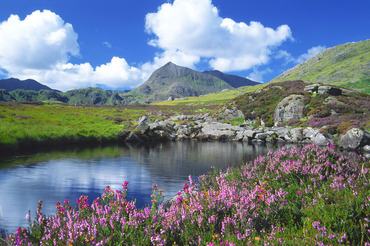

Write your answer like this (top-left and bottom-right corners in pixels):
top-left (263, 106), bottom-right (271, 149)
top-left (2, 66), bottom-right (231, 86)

top-left (0, 141), bottom-right (288, 234)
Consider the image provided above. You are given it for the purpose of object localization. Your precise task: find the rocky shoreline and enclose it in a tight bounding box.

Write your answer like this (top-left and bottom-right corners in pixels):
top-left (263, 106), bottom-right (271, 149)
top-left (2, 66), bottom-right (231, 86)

top-left (121, 113), bottom-right (370, 153)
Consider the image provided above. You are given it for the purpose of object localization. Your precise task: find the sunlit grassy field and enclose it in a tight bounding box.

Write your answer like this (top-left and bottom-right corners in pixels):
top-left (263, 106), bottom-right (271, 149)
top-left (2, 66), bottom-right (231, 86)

top-left (0, 102), bottom-right (214, 154)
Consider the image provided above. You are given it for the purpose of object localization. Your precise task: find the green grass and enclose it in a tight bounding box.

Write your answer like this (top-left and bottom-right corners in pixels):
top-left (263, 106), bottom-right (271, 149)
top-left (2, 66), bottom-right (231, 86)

top-left (0, 102), bottom-right (213, 154)
top-left (341, 76), bottom-right (370, 94)
top-left (153, 84), bottom-right (267, 106)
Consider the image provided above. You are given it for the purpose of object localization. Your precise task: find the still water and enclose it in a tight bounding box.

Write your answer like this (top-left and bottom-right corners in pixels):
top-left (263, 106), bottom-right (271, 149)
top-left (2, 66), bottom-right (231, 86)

top-left (0, 141), bottom-right (290, 234)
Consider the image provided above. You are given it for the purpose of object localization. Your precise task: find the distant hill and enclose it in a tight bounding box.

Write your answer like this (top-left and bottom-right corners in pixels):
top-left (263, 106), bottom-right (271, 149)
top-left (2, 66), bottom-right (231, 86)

top-left (128, 62), bottom-right (260, 104)
top-left (270, 40), bottom-right (370, 93)
top-left (203, 70), bottom-right (260, 88)
top-left (0, 63), bottom-right (260, 105)
top-left (130, 62), bottom-right (235, 103)
top-left (0, 78), bottom-right (56, 92)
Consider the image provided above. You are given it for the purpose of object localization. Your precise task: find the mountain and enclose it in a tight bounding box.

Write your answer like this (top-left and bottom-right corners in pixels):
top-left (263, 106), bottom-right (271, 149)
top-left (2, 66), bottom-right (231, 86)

top-left (202, 70), bottom-right (260, 88)
top-left (270, 40), bottom-right (370, 91)
top-left (65, 87), bottom-right (127, 105)
top-left (0, 63), bottom-right (260, 104)
top-left (130, 62), bottom-right (245, 103)
top-left (0, 78), bottom-right (56, 92)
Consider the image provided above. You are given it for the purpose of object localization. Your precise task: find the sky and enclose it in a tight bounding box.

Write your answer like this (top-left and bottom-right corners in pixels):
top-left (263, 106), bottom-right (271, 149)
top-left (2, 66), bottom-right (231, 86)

top-left (0, 0), bottom-right (369, 91)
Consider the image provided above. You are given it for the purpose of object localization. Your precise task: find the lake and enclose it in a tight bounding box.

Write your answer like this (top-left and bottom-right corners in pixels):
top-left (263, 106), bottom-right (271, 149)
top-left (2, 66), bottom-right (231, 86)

top-left (0, 141), bottom-right (292, 235)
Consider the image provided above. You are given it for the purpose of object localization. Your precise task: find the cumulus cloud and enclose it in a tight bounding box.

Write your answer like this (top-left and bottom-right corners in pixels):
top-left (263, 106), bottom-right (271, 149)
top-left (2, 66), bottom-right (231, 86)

top-left (146, 0), bottom-right (292, 72)
top-left (0, 10), bottom-right (79, 73)
top-left (0, 1), bottom-right (295, 91)
top-left (0, 10), bottom-right (152, 91)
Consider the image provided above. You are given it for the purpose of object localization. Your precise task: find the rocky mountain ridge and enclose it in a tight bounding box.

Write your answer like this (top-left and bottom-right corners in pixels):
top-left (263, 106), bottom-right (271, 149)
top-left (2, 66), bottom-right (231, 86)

top-left (124, 62), bottom-right (259, 104)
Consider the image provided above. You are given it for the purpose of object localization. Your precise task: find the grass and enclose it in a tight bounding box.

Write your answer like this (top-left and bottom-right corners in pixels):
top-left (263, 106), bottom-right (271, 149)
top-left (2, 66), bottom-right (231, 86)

top-left (0, 102), bottom-right (215, 154)
top-left (1, 144), bottom-right (369, 245)
top-left (153, 84), bottom-right (267, 106)
top-left (341, 76), bottom-right (370, 95)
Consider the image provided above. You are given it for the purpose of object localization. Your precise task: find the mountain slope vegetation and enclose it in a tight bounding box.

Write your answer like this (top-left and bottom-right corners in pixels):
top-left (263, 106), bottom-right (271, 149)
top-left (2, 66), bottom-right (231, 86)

top-left (270, 40), bottom-right (370, 93)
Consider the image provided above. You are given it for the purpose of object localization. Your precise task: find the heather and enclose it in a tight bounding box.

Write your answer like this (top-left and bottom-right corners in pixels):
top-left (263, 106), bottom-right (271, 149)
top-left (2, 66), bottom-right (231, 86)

top-left (227, 80), bottom-right (370, 132)
top-left (2, 144), bottom-right (369, 245)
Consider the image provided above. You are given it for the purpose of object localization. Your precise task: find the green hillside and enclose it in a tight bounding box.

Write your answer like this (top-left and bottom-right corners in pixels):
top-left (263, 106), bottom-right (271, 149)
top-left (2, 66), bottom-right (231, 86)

top-left (270, 40), bottom-right (370, 91)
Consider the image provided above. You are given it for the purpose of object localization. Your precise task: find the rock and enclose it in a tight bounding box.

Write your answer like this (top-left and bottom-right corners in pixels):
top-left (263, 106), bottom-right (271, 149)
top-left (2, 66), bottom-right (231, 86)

top-left (304, 84), bottom-right (320, 93)
top-left (201, 123), bottom-right (242, 140)
top-left (291, 128), bottom-right (303, 143)
top-left (340, 128), bottom-right (370, 150)
top-left (362, 145), bottom-right (370, 152)
top-left (255, 132), bottom-right (268, 140)
top-left (244, 129), bottom-right (257, 138)
top-left (135, 115), bottom-right (153, 134)
top-left (304, 128), bottom-right (320, 139)
top-left (215, 106), bottom-right (245, 121)
top-left (304, 84), bottom-right (342, 96)
top-left (311, 132), bottom-right (329, 146)
top-left (125, 132), bottom-right (145, 143)
top-left (317, 86), bottom-right (342, 96)
top-left (274, 95), bottom-right (305, 126)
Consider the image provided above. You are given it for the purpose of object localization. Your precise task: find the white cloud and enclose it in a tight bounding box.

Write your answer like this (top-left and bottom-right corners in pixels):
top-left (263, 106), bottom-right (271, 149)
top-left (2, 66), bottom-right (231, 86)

top-left (247, 67), bottom-right (272, 83)
top-left (296, 45), bottom-right (326, 63)
top-left (103, 41), bottom-right (112, 48)
top-left (146, 0), bottom-right (292, 72)
top-left (0, 10), bottom-right (152, 91)
top-left (0, 1), bottom-right (295, 91)
top-left (275, 45), bottom-right (327, 66)
top-left (0, 10), bottom-right (79, 72)
top-left (14, 58), bottom-right (151, 91)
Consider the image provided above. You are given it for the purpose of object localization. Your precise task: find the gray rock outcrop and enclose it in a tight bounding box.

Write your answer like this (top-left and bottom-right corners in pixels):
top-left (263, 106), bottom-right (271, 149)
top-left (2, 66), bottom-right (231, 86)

top-left (274, 95), bottom-right (305, 126)
top-left (340, 128), bottom-right (370, 150)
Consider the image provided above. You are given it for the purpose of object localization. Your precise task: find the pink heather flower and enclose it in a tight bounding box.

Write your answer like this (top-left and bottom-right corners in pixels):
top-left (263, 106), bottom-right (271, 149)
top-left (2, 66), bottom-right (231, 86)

top-left (25, 214), bottom-right (30, 220)
top-left (329, 142), bottom-right (335, 149)
top-left (298, 190), bottom-right (303, 194)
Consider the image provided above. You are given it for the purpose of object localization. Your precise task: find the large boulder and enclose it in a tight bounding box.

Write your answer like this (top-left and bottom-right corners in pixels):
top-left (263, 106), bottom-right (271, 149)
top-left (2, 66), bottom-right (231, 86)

top-left (214, 106), bottom-right (245, 121)
top-left (274, 95), bottom-right (305, 126)
top-left (135, 115), bottom-right (153, 134)
top-left (340, 128), bottom-right (370, 150)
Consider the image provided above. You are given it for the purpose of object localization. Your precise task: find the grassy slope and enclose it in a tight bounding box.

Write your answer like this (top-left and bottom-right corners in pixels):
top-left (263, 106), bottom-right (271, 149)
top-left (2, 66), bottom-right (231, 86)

top-left (270, 40), bottom-right (370, 91)
top-left (153, 83), bottom-right (267, 106)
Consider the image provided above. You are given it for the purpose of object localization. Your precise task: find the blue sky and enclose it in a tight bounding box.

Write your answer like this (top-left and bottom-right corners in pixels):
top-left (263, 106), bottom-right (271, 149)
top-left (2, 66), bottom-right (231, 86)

top-left (0, 0), bottom-right (369, 91)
